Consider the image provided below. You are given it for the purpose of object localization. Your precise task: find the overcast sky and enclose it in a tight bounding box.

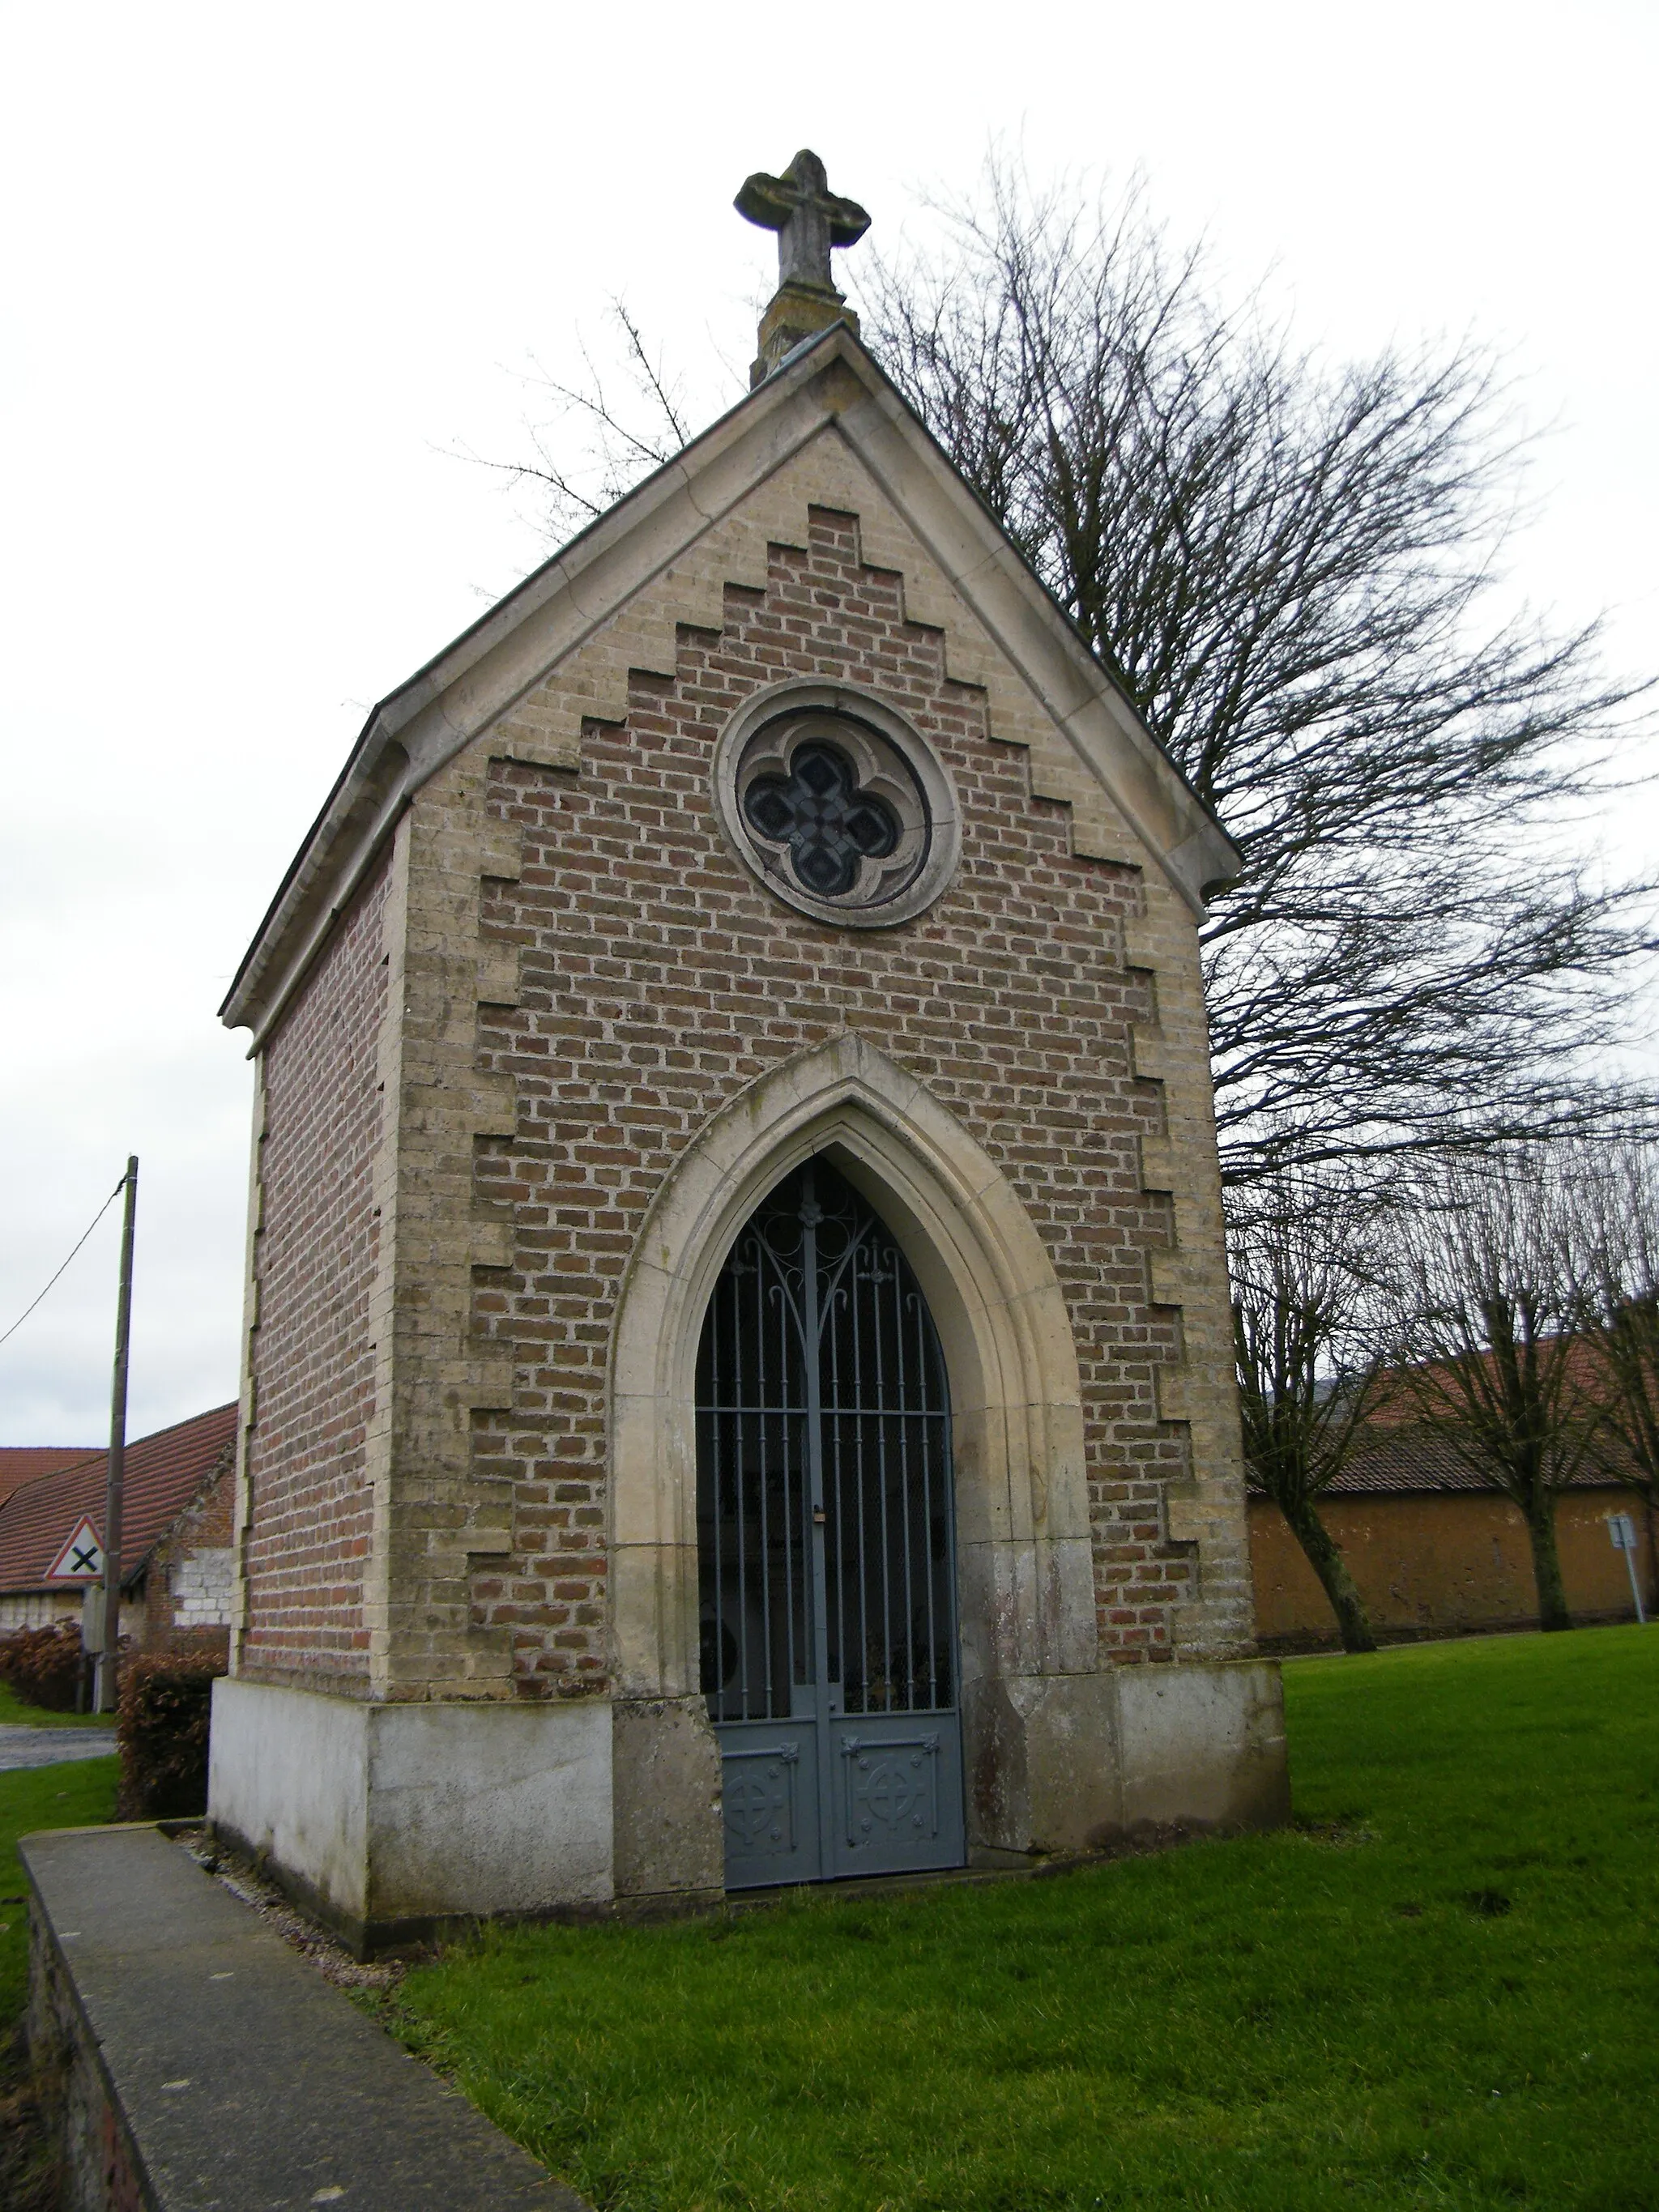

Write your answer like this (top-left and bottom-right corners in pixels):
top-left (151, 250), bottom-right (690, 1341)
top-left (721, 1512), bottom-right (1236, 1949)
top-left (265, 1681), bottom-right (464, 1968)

top-left (2, 0), bottom-right (1654, 1444)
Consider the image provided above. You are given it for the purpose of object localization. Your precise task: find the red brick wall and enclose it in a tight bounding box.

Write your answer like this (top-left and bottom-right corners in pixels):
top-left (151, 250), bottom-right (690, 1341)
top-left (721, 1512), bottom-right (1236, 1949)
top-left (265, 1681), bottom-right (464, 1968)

top-left (1250, 1487), bottom-right (1657, 1647)
top-left (471, 509), bottom-right (1190, 1692)
top-left (139, 1455), bottom-right (234, 1658)
top-left (241, 849), bottom-right (390, 1690)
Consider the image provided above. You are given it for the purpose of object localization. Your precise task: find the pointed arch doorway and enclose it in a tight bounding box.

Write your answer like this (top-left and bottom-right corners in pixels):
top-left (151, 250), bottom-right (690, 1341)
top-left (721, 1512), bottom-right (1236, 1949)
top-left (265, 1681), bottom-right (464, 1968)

top-left (696, 1156), bottom-right (967, 1887)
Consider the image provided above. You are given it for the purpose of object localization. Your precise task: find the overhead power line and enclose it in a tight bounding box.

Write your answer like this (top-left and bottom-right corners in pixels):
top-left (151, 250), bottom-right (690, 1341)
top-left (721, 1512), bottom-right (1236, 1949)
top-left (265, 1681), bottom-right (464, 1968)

top-left (0, 1174), bottom-right (129, 1353)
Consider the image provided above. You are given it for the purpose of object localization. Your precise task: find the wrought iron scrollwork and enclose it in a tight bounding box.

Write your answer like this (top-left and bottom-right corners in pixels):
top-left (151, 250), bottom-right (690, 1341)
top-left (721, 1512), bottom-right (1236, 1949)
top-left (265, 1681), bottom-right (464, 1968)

top-left (695, 1157), bottom-right (957, 1724)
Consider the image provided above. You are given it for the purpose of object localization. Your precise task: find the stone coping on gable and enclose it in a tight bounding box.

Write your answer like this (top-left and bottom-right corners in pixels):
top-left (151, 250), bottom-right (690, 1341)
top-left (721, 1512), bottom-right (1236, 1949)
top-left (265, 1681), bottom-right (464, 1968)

top-left (22, 1822), bottom-right (588, 2211)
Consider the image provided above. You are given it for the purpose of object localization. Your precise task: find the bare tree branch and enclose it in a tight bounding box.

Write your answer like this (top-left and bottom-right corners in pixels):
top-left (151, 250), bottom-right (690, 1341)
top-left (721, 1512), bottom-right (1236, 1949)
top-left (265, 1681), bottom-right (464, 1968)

top-left (1564, 1139), bottom-right (1659, 1533)
top-left (862, 161), bottom-right (1659, 1187)
top-left (1385, 1151), bottom-right (1603, 1629)
top-left (477, 301), bottom-right (694, 540)
top-left (1229, 1173), bottom-right (1387, 1651)
top-left (484, 160), bottom-right (1658, 1191)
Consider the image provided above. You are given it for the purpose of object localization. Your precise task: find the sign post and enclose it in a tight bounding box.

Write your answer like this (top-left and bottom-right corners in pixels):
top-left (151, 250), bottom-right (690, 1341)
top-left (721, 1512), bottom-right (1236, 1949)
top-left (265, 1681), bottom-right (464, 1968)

top-left (1607, 1511), bottom-right (1647, 1626)
top-left (96, 1157), bottom-right (138, 1714)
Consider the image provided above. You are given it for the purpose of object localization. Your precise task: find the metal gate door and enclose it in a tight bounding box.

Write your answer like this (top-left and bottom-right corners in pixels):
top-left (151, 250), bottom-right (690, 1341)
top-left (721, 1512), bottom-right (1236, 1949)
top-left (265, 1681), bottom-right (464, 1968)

top-left (696, 1158), bottom-right (966, 1888)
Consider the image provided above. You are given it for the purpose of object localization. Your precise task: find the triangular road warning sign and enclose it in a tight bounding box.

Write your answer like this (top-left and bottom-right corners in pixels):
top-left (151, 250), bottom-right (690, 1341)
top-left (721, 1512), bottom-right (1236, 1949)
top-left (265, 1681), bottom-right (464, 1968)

top-left (48, 1515), bottom-right (104, 1581)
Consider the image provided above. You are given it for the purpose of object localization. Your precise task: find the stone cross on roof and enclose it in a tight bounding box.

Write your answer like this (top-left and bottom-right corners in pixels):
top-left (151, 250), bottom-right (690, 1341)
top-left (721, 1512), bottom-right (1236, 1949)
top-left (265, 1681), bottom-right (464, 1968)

top-left (736, 150), bottom-right (871, 296)
top-left (736, 150), bottom-right (872, 384)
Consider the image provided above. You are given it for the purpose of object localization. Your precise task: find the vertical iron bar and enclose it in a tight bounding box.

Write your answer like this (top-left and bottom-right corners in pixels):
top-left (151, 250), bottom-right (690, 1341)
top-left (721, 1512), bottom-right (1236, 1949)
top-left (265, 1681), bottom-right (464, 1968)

top-left (897, 1288), bottom-right (915, 1711)
top-left (825, 1212), bottom-right (840, 1705)
top-left (757, 1261), bottom-right (772, 1717)
top-left (710, 1272), bottom-right (724, 1717)
top-left (940, 1319), bottom-right (958, 1712)
top-left (872, 1230), bottom-right (893, 1714)
top-left (800, 1165), bottom-right (836, 1869)
top-left (787, 1282), bottom-right (800, 1707)
top-left (791, 1194), bottom-right (809, 1707)
top-left (739, 1249), bottom-right (753, 1719)
top-left (851, 1219), bottom-right (868, 1714)
top-left (918, 1289), bottom-right (936, 1706)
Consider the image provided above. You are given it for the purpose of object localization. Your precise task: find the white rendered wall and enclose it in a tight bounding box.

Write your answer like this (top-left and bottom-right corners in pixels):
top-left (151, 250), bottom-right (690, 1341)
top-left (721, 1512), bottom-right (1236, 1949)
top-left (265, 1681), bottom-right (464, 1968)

top-left (0, 1591), bottom-right (79, 1632)
top-left (209, 1679), bottom-right (371, 1925)
top-left (209, 1677), bottom-right (614, 1936)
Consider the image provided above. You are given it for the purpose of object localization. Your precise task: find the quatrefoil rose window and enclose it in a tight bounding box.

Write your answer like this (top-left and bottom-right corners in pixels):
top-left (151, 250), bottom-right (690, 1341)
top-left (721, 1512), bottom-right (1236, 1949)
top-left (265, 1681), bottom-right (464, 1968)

top-left (743, 744), bottom-right (900, 897)
top-left (714, 684), bottom-right (962, 927)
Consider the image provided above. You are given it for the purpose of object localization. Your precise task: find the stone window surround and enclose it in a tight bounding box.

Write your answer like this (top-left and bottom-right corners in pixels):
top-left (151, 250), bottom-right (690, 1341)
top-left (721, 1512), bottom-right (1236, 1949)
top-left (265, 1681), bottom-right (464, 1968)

top-left (712, 680), bottom-right (963, 928)
top-left (606, 1031), bottom-right (1113, 1865)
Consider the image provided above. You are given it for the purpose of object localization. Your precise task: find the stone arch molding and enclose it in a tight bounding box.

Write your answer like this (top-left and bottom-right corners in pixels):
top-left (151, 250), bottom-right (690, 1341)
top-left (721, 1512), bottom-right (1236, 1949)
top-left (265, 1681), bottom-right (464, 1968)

top-left (608, 1031), bottom-right (1098, 1703)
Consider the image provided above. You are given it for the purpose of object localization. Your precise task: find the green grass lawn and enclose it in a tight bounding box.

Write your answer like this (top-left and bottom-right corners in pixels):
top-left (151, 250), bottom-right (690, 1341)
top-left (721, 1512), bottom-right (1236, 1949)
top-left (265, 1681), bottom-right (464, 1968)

top-left (0, 1678), bottom-right (121, 2031)
top-left (0, 1756), bottom-right (118, 2030)
top-left (0, 1681), bottom-right (111, 1729)
top-left (390, 1627), bottom-right (1658, 2212)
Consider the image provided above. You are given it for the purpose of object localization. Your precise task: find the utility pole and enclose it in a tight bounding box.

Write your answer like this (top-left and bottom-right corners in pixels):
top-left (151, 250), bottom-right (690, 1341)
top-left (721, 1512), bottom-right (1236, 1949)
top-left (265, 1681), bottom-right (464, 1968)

top-left (96, 1157), bottom-right (138, 1714)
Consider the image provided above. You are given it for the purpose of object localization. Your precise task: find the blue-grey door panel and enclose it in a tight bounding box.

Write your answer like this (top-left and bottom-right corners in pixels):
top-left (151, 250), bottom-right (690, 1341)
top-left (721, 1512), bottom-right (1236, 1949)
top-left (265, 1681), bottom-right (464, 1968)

top-left (718, 1723), bottom-right (821, 1888)
top-left (830, 1717), bottom-right (964, 1877)
top-left (699, 1159), bottom-right (966, 1890)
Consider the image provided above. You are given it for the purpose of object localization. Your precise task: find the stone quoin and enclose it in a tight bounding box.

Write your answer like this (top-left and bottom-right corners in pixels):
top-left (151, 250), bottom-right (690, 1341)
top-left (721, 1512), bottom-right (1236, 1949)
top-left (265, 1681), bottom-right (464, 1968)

top-left (209, 153), bottom-right (1290, 1950)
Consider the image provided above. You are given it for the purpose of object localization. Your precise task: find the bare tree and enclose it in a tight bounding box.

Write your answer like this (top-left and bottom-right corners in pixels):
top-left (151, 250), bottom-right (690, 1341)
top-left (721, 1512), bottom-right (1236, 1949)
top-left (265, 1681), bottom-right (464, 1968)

top-left (859, 167), bottom-right (1657, 1187)
top-left (1568, 1140), bottom-right (1659, 1587)
top-left (1389, 1152), bottom-right (1602, 1631)
top-left (1230, 1179), bottom-right (1384, 1652)
top-left (488, 161), bottom-right (1655, 1190)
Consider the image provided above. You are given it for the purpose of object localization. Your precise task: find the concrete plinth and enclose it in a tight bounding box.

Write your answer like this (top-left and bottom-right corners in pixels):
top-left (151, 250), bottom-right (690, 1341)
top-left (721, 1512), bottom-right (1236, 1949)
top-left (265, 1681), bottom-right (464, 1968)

top-left (210, 1660), bottom-right (1287, 1946)
top-left (965, 1658), bottom-right (1290, 1859)
top-left (1113, 1658), bottom-right (1290, 1835)
top-left (208, 1677), bottom-right (613, 1951)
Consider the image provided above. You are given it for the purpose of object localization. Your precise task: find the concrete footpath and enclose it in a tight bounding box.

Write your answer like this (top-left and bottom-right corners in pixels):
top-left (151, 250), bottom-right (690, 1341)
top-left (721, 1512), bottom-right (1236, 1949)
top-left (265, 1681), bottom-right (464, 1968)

top-left (23, 1823), bottom-right (591, 2210)
top-left (0, 1723), bottom-right (117, 1771)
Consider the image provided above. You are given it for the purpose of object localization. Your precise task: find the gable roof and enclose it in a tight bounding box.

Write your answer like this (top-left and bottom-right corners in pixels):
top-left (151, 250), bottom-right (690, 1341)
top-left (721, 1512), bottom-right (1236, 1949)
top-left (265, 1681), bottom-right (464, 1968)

top-left (222, 323), bottom-right (1241, 1045)
top-left (0, 1403), bottom-right (237, 1595)
top-left (0, 1447), bottom-right (97, 1514)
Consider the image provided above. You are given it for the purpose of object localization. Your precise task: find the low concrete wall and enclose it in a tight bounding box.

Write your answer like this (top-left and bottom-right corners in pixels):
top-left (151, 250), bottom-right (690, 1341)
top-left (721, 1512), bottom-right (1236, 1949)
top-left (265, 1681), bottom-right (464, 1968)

top-left (365, 1698), bottom-right (612, 1921)
top-left (209, 1678), bottom-right (372, 1929)
top-left (23, 1823), bottom-right (583, 2210)
top-left (611, 1696), bottom-right (724, 1902)
top-left (27, 1883), bottom-right (147, 2212)
top-left (209, 1678), bottom-right (613, 1948)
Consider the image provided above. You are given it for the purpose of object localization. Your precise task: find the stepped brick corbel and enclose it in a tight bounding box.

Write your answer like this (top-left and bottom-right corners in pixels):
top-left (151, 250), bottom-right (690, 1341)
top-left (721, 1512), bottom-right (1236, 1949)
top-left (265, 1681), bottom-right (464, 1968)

top-left (348, 767), bottom-right (532, 1698)
top-left (1123, 904), bottom-right (1255, 1654)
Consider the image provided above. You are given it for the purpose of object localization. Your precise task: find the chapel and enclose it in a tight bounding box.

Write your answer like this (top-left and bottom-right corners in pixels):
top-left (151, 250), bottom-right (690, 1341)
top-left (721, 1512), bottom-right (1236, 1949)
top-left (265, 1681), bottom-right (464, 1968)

top-left (210, 153), bottom-right (1288, 1951)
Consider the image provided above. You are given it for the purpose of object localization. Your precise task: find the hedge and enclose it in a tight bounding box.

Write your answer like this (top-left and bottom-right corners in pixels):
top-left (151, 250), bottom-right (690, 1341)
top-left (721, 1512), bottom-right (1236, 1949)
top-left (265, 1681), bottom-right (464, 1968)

top-left (0, 1621), bottom-right (86, 1711)
top-left (116, 1651), bottom-right (227, 1820)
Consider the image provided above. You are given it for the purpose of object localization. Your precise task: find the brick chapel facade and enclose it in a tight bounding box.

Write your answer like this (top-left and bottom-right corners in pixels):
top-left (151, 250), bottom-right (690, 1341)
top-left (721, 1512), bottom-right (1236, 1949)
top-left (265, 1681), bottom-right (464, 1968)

top-left (210, 161), bottom-right (1287, 1949)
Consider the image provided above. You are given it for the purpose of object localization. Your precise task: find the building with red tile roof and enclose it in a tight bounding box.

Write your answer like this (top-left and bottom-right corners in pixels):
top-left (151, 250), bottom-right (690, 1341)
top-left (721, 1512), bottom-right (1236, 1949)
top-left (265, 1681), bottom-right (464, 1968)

top-left (1248, 1390), bottom-right (1654, 1648)
top-left (0, 1404), bottom-right (237, 1641)
top-left (0, 1446), bottom-right (98, 1514)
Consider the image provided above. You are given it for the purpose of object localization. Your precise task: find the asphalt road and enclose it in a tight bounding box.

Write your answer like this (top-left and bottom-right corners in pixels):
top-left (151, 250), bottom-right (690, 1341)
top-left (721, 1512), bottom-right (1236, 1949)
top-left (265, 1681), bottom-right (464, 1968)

top-left (0, 1722), bottom-right (117, 1771)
